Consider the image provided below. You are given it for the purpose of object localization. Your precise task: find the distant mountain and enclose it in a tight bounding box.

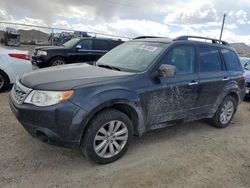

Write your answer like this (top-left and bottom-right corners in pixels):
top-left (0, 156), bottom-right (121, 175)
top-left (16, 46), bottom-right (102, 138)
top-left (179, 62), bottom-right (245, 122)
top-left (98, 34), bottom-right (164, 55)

top-left (230, 43), bottom-right (250, 58)
top-left (0, 29), bottom-right (49, 42)
top-left (18, 29), bottom-right (49, 42)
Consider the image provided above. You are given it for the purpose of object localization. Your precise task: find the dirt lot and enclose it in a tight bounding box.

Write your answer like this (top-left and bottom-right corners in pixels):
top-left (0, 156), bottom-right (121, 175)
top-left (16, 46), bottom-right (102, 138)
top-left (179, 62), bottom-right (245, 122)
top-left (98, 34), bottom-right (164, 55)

top-left (1, 91), bottom-right (250, 188)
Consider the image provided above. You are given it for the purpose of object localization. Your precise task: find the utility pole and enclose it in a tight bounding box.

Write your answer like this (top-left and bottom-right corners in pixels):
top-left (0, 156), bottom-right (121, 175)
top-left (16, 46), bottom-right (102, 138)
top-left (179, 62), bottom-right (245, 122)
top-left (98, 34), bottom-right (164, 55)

top-left (51, 28), bottom-right (54, 46)
top-left (219, 14), bottom-right (226, 42)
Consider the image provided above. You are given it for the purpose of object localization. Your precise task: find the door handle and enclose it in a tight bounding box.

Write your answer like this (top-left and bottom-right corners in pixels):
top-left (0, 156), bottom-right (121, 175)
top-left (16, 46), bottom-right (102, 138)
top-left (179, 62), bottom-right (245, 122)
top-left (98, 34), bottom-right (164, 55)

top-left (188, 81), bottom-right (199, 86)
top-left (222, 77), bottom-right (230, 81)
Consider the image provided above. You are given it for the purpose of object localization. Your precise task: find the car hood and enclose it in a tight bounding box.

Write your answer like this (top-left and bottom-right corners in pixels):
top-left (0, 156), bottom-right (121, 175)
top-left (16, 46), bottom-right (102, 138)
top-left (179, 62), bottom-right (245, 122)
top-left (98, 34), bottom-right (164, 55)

top-left (35, 46), bottom-right (65, 51)
top-left (21, 64), bottom-right (134, 90)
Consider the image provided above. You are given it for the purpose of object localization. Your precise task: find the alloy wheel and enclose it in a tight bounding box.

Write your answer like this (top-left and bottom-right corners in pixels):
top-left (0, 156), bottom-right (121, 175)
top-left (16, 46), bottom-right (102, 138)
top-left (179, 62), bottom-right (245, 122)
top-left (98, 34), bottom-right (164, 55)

top-left (94, 120), bottom-right (128, 158)
top-left (52, 59), bottom-right (65, 66)
top-left (220, 100), bottom-right (234, 124)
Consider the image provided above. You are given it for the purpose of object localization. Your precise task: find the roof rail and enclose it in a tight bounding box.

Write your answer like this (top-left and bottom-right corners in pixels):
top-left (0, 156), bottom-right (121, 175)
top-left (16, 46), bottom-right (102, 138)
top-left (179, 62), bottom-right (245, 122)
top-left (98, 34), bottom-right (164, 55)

top-left (173, 36), bottom-right (230, 46)
top-left (133, 36), bottom-right (164, 40)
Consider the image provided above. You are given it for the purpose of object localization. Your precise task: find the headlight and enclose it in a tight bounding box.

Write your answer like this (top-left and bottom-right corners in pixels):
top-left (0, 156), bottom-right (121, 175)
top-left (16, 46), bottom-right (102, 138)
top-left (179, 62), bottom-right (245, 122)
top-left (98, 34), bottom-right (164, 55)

top-left (37, 50), bottom-right (47, 56)
top-left (24, 90), bottom-right (73, 107)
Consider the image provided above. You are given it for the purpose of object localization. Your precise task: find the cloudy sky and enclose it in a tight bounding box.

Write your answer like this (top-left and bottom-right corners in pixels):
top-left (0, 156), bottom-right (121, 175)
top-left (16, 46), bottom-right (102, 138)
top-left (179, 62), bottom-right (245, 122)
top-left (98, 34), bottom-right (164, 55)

top-left (1, 0), bottom-right (250, 43)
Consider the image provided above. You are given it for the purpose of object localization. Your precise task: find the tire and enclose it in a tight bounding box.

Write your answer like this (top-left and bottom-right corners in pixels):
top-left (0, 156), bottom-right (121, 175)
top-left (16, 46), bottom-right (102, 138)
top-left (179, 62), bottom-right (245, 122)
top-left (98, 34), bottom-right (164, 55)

top-left (49, 57), bottom-right (66, 66)
top-left (81, 109), bottom-right (133, 164)
top-left (211, 95), bottom-right (237, 128)
top-left (0, 70), bottom-right (10, 92)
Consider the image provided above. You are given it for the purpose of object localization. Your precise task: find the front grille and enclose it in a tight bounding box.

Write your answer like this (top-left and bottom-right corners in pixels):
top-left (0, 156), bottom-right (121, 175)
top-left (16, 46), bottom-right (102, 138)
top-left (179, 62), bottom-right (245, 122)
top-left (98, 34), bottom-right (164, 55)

top-left (11, 80), bottom-right (32, 105)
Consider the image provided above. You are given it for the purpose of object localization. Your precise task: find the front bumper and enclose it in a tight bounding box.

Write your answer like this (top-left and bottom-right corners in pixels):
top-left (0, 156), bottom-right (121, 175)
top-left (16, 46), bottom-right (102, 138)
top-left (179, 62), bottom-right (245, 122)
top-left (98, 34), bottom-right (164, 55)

top-left (32, 55), bottom-right (49, 68)
top-left (9, 96), bottom-right (88, 149)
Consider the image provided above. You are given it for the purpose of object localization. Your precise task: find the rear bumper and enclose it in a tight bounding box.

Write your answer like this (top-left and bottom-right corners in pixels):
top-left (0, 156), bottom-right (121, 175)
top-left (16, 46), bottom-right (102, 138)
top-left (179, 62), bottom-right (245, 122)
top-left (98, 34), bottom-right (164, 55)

top-left (9, 96), bottom-right (88, 149)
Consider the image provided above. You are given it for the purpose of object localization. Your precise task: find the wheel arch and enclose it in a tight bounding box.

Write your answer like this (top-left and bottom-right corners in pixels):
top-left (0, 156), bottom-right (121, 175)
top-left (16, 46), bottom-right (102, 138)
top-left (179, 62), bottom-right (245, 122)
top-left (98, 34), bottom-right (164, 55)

top-left (80, 99), bottom-right (144, 142)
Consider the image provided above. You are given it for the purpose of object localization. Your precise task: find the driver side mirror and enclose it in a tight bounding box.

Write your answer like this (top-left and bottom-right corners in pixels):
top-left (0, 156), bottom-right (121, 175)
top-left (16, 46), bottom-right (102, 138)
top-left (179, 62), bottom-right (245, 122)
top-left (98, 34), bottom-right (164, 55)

top-left (76, 45), bottom-right (81, 50)
top-left (157, 64), bottom-right (176, 78)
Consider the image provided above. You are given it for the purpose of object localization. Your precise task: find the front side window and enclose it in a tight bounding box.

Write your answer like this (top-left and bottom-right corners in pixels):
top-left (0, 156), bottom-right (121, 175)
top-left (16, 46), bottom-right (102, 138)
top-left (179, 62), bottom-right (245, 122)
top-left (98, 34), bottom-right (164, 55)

top-left (222, 49), bottom-right (242, 71)
top-left (161, 45), bottom-right (195, 75)
top-left (62, 38), bottom-right (80, 48)
top-left (199, 46), bottom-right (223, 72)
top-left (79, 40), bottom-right (92, 50)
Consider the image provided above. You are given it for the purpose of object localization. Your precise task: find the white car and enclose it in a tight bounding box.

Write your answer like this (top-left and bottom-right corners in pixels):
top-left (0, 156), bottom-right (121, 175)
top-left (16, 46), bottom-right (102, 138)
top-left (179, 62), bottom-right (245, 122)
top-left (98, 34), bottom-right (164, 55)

top-left (0, 47), bottom-right (33, 91)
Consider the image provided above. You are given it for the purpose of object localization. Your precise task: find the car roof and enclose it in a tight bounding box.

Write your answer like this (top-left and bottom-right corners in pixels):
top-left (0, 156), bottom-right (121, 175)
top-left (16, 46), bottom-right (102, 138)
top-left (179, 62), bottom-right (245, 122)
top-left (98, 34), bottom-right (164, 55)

top-left (133, 36), bottom-right (235, 51)
top-left (79, 37), bottom-right (123, 42)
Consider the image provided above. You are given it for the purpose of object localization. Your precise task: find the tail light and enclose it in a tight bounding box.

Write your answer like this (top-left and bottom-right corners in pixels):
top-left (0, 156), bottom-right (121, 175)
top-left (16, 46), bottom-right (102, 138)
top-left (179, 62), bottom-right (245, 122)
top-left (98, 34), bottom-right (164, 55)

top-left (9, 54), bottom-right (30, 60)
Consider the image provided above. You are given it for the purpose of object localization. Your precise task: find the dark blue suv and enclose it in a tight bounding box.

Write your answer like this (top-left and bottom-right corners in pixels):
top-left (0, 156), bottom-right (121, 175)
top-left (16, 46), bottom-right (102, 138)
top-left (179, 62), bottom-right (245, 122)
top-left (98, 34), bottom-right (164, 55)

top-left (9, 36), bottom-right (246, 164)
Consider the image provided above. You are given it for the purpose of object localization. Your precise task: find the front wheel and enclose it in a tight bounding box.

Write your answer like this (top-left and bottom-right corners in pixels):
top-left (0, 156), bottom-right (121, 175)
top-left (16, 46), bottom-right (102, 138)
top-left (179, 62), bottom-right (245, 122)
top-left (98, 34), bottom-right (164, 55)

top-left (211, 95), bottom-right (237, 128)
top-left (0, 71), bottom-right (9, 92)
top-left (81, 109), bottom-right (133, 164)
top-left (50, 57), bottom-right (66, 66)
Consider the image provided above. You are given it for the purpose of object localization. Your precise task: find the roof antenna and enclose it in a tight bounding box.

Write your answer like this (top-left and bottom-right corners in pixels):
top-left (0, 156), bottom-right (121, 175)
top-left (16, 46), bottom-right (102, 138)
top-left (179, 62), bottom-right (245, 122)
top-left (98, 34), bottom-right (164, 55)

top-left (219, 14), bottom-right (226, 42)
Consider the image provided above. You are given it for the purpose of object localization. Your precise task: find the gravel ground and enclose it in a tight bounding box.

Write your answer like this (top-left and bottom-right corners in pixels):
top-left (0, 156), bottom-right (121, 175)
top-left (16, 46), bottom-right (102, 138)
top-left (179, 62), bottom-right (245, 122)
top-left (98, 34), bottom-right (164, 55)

top-left (0, 90), bottom-right (250, 188)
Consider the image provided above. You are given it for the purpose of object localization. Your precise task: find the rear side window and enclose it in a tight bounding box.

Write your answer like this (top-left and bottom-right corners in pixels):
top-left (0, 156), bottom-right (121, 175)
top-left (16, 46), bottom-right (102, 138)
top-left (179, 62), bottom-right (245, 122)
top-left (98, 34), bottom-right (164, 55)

top-left (199, 46), bottom-right (223, 72)
top-left (221, 49), bottom-right (242, 71)
top-left (93, 40), bottom-right (110, 51)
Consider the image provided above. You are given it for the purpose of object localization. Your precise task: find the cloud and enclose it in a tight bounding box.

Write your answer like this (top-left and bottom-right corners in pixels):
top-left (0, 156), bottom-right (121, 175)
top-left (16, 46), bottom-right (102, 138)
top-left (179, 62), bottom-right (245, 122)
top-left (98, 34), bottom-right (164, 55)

top-left (0, 9), bottom-right (14, 21)
top-left (235, 10), bottom-right (250, 24)
top-left (164, 1), bottom-right (219, 25)
top-left (1, 0), bottom-right (250, 44)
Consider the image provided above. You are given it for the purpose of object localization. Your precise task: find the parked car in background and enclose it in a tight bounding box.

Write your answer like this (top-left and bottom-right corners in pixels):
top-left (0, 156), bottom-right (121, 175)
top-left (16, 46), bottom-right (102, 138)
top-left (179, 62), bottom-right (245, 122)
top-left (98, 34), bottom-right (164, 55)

top-left (10, 36), bottom-right (245, 164)
top-left (32, 37), bottom-right (123, 68)
top-left (240, 57), bottom-right (250, 97)
top-left (0, 47), bottom-right (32, 91)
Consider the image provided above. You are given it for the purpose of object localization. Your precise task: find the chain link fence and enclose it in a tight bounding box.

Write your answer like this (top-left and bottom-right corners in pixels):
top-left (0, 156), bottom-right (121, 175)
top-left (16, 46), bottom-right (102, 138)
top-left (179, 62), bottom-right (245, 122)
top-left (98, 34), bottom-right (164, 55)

top-left (0, 21), bottom-right (131, 53)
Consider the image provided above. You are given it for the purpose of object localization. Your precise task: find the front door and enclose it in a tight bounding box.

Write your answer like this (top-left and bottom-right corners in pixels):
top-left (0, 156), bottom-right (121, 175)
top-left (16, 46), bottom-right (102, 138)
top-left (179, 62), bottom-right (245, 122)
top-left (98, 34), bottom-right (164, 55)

top-left (140, 44), bottom-right (200, 130)
top-left (69, 39), bottom-right (94, 63)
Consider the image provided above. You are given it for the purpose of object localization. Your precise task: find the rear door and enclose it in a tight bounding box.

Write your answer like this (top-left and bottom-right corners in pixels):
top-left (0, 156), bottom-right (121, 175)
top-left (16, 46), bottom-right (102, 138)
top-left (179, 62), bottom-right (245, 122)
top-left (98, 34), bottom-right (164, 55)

top-left (221, 48), bottom-right (245, 96)
top-left (197, 45), bottom-right (227, 114)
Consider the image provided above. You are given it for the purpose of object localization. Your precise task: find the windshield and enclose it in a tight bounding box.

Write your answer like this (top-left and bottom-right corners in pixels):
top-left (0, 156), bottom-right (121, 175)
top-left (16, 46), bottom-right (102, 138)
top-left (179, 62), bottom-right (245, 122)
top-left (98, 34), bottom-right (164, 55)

top-left (96, 41), bottom-right (167, 72)
top-left (62, 38), bottom-right (81, 48)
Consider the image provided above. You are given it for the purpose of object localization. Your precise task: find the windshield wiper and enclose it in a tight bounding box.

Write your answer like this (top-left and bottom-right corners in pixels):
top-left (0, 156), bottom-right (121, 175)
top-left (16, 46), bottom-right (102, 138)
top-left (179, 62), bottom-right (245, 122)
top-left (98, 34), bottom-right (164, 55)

top-left (97, 64), bottom-right (121, 71)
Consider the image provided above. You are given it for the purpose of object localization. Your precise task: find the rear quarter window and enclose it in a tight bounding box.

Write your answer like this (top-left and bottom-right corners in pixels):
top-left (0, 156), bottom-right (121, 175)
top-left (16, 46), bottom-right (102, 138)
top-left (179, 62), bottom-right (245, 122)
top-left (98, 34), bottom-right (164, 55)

top-left (221, 49), bottom-right (242, 71)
